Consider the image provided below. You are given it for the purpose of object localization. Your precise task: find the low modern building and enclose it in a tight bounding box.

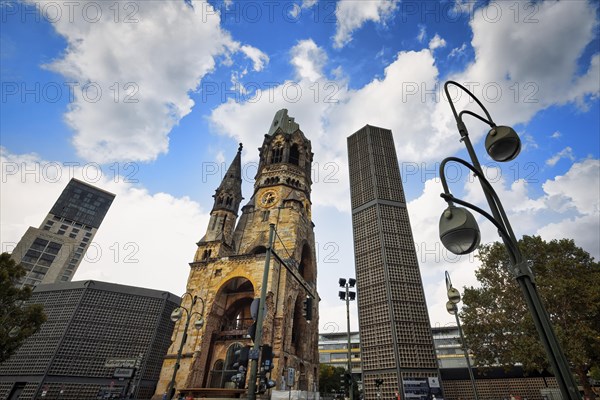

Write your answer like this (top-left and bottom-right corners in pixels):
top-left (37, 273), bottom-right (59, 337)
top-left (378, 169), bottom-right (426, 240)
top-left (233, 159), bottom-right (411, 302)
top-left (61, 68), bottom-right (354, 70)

top-left (0, 280), bottom-right (180, 400)
top-left (10, 178), bottom-right (115, 287)
top-left (318, 331), bottom-right (361, 375)
top-left (320, 328), bottom-right (564, 400)
top-left (431, 326), bottom-right (473, 369)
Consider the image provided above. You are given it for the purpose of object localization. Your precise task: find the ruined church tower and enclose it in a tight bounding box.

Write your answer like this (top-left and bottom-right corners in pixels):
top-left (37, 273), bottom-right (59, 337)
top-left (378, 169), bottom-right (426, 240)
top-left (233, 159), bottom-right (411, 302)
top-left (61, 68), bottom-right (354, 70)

top-left (154, 109), bottom-right (319, 397)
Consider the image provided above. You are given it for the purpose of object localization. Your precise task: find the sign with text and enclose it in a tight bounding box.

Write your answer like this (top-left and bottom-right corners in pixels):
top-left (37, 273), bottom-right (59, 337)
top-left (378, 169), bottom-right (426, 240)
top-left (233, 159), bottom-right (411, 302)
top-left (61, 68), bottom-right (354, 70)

top-left (104, 359), bottom-right (137, 368)
top-left (113, 368), bottom-right (134, 378)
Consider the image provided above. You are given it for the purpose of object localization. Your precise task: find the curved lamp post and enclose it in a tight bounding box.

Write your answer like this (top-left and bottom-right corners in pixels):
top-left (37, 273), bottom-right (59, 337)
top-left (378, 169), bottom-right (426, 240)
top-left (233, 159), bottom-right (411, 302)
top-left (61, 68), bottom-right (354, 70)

top-left (437, 81), bottom-right (580, 399)
top-left (445, 271), bottom-right (479, 400)
top-left (167, 292), bottom-right (205, 399)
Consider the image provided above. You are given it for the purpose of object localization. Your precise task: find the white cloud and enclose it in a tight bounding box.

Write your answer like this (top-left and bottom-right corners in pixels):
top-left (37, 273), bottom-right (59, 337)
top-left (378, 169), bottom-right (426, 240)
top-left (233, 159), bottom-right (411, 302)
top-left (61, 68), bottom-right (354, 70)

top-left (0, 148), bottom-right (208, 294)
top-left (289, 0), bottom-right (318, 18)
top-left (542, 158), bottom-right (599, 216)
top-left (428, 34), bottom-right (446, 51)
top-left (31, 0), bottom-right (267, 163)
top-left (449, 0), bottom-right (599, 138)
top-left (333, 0), bottom-right (398, 48)
top-left (290, 39), bottom-right (328, 81)
top-left (546, 146), bottom-right (575, 166)
top-left (448, 43), bottom-right (467, 58)
top-left (551, 131), bottom-right (562, 139)
top-left (240, 45), bottom-right (269, 72)
top-left (417, 25), bottom-right (426, 43)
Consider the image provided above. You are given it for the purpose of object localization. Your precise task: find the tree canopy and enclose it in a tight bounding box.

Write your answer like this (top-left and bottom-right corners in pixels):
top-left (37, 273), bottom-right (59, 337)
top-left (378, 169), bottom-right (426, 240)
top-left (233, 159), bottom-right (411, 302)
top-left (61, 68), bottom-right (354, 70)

top-left (461, 236), bottom-right (600, 398)
top-left (319, 364), bottom-right (345, 397)
top-left (0, 252), bottom-right (47, 363)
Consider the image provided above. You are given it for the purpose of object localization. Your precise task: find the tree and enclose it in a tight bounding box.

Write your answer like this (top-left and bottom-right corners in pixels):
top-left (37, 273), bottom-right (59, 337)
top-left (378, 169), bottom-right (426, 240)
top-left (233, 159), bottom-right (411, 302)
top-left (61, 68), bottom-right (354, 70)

top-left (319, 364), bottom-right (345, 398)
top-left (0, 252), bottom-right (46, 363)
top-left (461, 236), bottom-right (600, 398)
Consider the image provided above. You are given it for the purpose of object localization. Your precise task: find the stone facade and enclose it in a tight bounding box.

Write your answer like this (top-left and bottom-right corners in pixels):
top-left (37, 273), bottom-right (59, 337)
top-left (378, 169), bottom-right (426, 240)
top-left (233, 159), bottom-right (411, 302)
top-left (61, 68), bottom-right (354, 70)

top-left (154, 109), bottom-right (320, 397)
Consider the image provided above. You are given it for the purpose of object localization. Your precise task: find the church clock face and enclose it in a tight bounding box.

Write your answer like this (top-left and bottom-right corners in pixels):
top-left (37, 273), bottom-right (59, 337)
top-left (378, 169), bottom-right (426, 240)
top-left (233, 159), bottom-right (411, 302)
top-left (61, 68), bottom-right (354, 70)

top-left (260, 190), bottom-right (278, 208)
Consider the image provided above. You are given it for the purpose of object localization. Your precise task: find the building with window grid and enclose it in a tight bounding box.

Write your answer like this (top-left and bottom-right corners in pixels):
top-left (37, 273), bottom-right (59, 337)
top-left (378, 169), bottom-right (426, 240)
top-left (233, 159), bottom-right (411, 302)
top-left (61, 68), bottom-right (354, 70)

top-left (0, 280), bottom-right (180, 400)
top-left (9, 179), bottom-right (115, 287)
top-left (347, 125), bottom-right (441, 399)
top-left (319, 328), bottom-right (564, 399)
top-left (318, 331), bottom-right (361, 374)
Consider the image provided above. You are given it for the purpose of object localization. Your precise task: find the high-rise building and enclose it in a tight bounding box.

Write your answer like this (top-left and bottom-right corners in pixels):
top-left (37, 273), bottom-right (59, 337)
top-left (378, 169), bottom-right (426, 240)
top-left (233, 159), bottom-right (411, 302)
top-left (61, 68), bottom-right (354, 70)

top-left (347, 125), bottom-right (441, 399)
top-left (10, 178), bottom-right (115, 287)
top-left (153, 109), bottom-right (320, 398)
top-left (0, 280), bottom-right (180, 400)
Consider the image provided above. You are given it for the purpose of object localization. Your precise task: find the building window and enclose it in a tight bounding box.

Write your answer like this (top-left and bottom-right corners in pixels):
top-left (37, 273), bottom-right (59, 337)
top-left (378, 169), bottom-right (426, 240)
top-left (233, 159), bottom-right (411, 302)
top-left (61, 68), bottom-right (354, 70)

top-left (289, 144), bottom-right (300, 165)
top-left (271, 147), bottom-right (283, 163)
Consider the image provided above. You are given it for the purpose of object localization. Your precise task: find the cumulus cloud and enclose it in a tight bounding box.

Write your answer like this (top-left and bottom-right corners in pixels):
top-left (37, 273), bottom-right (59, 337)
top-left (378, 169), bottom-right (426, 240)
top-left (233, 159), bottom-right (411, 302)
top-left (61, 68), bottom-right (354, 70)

top-left (333, 0), bottom-right (398, 48)
top-left (290, 39), bottom-right (328, 81)
top-left (30, 0), bottom-right (267, 163)
top-left (428, 34), bottom-right (447, 51)
top-left (450, 0), bottom-right (599, 136)
top-left (0, 147), bottom-right (208, 293)
top-left (240, 45), bottom-right (270, 72)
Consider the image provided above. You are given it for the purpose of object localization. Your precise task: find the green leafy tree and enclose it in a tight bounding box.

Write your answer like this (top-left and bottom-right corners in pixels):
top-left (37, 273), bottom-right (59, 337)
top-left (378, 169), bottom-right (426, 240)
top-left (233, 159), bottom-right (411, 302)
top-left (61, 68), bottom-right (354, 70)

top-left (461, 236), bottom-right (600, 398)
top-left (0, 252), bottom-right (47, 363)
top-left (319, 364), bottom-right (345, 398)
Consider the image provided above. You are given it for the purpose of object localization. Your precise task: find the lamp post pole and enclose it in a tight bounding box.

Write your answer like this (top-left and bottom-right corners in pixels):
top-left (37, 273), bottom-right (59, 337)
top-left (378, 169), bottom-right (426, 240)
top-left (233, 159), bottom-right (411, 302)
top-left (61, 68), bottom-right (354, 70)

top-left (167, 293), bottom-right (205, 399)
top-left (247, 223), bottom-right (276, 400)
top-left (438, 81), bottom-right (580, 399)
top-left (345, 283), bottom-right (352, 400)
top-left (338, 278), bottom-right (356, 400)
top-left (445, 271), bottom-right (479, 400)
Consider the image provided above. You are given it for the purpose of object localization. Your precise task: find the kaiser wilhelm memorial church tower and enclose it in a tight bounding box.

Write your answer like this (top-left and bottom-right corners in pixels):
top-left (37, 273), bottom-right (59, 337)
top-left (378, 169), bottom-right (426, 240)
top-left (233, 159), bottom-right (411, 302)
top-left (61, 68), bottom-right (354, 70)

top-left (154, 110), bottom-right (319, 398)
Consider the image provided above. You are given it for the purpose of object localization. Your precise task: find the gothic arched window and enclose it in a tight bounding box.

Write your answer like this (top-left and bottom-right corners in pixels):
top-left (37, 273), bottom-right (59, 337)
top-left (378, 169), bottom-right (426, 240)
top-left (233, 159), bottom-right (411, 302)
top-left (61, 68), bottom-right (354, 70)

top-left (272, 147), bottom-right (283, 164)
top-left (289, 144), bottom-right (300, 165)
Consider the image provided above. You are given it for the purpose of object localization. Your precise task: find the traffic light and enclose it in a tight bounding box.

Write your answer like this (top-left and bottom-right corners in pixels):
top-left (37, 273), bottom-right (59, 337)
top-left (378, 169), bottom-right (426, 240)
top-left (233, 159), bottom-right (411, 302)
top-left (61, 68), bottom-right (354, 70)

top-left (345, 373), bottom-right (352, 386)
top-left (261, 345), bottom-right (273, 371)
top-left (232, 345), bottom-right (250, 369)
top-left (302, 297), bottom-right (313, 321)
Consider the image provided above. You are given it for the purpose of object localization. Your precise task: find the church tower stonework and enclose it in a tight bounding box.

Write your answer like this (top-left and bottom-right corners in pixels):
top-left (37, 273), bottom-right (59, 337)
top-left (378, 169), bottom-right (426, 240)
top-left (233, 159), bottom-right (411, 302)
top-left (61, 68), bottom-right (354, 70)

top-left (154, 110), bottom-right (319, 398)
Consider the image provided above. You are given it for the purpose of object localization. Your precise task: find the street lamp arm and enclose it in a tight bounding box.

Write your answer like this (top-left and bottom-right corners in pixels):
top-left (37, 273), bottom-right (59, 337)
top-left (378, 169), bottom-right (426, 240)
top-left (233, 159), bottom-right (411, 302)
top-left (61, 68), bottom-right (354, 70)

top-left (440, 192), bottom-right (520, 262)
top-left (459, 110), bottom-right (496, 128)
top-left (439, 157), bottom-right (523, 263)
top-left (444, 81), bottom-right (495, 128)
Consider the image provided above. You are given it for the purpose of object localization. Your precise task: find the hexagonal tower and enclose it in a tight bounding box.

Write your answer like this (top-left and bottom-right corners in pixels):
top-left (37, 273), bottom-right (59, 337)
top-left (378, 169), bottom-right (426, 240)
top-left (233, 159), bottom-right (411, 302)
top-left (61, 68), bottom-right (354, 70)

top-left (154, 109), bottom-right (319, 398)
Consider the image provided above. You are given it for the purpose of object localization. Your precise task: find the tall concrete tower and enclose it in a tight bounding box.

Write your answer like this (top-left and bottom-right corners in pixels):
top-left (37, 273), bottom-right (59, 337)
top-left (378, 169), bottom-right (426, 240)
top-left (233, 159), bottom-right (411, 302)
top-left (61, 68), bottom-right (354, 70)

top-left (347, 125), bottom-right (441, 399)
top-left (10, 178), bottom-right (115, 287)
top-left (154, 109), bottom-right (319, 398)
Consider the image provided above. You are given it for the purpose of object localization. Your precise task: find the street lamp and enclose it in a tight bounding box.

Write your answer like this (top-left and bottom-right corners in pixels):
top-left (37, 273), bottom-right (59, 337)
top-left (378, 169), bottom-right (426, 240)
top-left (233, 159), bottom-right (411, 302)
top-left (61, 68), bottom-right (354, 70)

top-left (445, 271), bottom-right (479, 400)
top-left (167, 292), bottom-right (205, 399)
top-left (437, 80), bottom-right (580, 399)
top-left (339, 278), bottom-right (356, 400)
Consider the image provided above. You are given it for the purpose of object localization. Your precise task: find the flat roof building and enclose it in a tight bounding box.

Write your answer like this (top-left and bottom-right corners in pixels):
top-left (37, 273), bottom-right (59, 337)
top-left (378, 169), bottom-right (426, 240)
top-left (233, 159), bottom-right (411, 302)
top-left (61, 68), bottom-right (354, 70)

top-left (0, 280), bottom-right (180, 400)
top-left (347, 126), bottom-right (441, 399)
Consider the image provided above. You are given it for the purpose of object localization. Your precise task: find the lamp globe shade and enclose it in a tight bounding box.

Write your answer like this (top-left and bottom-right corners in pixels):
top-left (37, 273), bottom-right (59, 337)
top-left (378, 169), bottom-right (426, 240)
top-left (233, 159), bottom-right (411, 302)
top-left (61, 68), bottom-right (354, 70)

top-left (446, 301), bottom-right (457, 315)
top-left (170, 307), bottom-right (183, 322)
top-left (194, 317), bottom-right (205, 330)
top-left (439, 206), bottom-right (481, 255)
top-left (447, 287), bottom-right (461, 304)
top-left (485, 126), bottom-right (521, 162)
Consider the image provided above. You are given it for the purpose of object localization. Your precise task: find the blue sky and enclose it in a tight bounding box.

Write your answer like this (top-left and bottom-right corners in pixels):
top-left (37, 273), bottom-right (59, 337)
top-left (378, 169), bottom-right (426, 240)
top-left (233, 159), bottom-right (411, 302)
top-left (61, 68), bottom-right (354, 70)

top-left (1, 0), bottom-right (599, 330)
